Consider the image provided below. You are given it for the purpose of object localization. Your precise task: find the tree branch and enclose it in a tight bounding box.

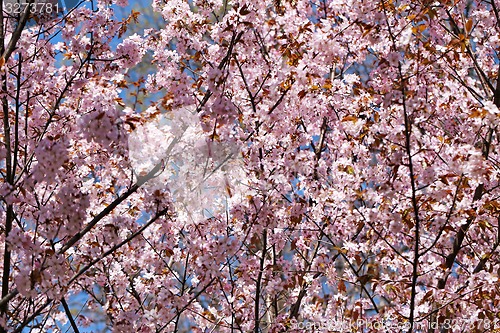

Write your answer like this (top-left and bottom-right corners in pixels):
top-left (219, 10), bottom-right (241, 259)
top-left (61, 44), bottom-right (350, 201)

top-left (61, 297), bottom-right (80, 333)
top-left (254, 229), bottom-right (267, 333)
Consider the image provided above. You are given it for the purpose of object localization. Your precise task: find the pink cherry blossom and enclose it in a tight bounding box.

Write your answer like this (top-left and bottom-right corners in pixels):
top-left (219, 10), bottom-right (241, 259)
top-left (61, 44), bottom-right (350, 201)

top-left (0, 0), bottom-right (499, 332)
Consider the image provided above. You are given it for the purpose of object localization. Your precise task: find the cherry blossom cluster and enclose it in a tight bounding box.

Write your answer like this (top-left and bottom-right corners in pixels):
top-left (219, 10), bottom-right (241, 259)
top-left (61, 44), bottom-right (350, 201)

top-left (0, 0), bottom-right (499, 332)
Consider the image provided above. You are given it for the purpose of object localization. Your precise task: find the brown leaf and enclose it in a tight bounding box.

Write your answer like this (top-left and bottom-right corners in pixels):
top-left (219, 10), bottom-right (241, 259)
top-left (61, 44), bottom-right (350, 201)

top-left (341, 115), bottom-right (358, 122)
top-left (465, 19), bottom-right (473, 33)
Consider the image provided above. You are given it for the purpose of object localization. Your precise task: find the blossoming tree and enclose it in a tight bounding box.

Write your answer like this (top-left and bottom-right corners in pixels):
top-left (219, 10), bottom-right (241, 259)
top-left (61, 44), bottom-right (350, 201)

top-left (0, 0), bottom-right (499, 332)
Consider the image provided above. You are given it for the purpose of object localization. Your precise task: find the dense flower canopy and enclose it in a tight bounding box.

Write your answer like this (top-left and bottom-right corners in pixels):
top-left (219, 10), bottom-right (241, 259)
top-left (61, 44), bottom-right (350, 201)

top-left (0, 0), bottom-right (500, 332)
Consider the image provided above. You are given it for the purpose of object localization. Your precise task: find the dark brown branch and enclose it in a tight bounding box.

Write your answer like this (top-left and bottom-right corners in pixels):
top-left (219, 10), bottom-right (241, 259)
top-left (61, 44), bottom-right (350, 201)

top-left (473, 215), bottom-right (500, 273)
top-left (13, 300), bottom-right (52, 333)
top-left (313, 117), bottom-right (328, 181)
top-left (0, 0), bottom-right (31, 320)
top-left (13, 209), bottom-right (170, 333)
top-left (234, 57), bottom-right (256, 113)
top-left (195, 31), bottom-right (244, 114)
top-left (1, 0), bottom-right (35, 63)
top-left (420, 175), bottom-right (463, 256)
top-left (0, 150), bottom-right (173, 312)
top-left (380, 1), bottom-right (421, 330)
top-left (254, 229), bottom-right (267, 333)
top-left (289, 231), bottom-right (324, 319)
top-left (291, 198), bottom-right (380, 313)
top-left (68, 208), bottom-right (170, 284)
top-left (0, 206), bottom-right (14, 322)
top-left (492, 0), bottom-right (500, 28)
top-left (267, 80), bottom-right (293, 115)
top-left (439, 63), bottom-right (500, 288)
top-left (58, 157), bottom-right (168, 254)
top-left (61, 297), bottom-right (80, 333)
top-left (159, 277), bottom-right (217, 332)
